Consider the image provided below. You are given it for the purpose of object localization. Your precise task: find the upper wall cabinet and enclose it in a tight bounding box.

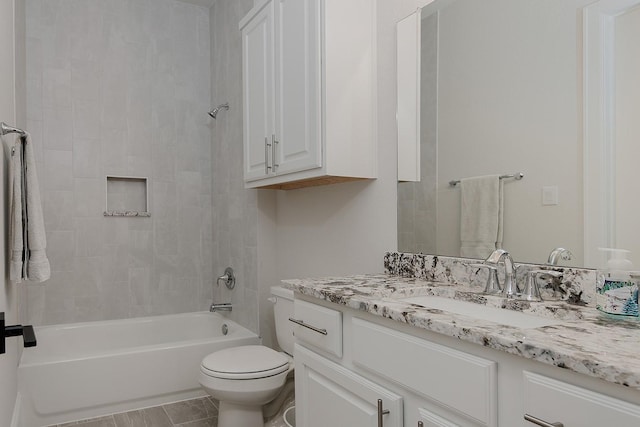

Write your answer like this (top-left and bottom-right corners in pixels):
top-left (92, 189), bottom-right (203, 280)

top-left (240, 0), bottom-right (377, 190)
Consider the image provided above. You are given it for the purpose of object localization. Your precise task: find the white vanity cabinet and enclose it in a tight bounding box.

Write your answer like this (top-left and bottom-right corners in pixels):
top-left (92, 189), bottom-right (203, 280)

top-left (296, 344), bottom-right (404, 427)
top-left (292, 294), bottom-right (640, 427)
top-left (522, 371), bottom-right (640, 427)
top-left (240, 0), bottom-right (377, 190)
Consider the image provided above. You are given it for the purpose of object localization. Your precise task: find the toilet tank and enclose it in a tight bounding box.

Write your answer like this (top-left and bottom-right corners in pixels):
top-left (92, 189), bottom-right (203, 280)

top-left (270, 286), bottom-right (295, 356)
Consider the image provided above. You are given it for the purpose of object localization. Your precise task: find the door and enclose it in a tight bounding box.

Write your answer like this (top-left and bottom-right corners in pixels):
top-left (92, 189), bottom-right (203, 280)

top-left (242, 1), bottom-right (275, 181)
top-left (295, 344), bottom-right (403, 427)
top-left (0, 0), bottom-right (23, 425)
top-left (273, 0), bottom-right (322, 175)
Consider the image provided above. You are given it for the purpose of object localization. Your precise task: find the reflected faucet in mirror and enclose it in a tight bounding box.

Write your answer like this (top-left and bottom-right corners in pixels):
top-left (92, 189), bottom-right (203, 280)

top-left (547, 248), bottom-right (573, 266)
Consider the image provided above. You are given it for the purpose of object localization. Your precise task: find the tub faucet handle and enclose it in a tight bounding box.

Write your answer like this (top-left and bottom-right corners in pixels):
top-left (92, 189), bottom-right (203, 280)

top-left (216, 267), bottom-right (236, 289)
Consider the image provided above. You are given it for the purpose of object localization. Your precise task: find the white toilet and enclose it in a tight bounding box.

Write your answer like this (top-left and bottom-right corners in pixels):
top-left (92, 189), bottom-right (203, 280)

top-left (199, 286), bottom-right (295, 427)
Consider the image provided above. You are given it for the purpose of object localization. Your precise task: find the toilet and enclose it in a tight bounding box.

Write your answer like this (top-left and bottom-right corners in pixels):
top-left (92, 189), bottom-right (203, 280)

top-left (199, 286), bottom-right (295, 427)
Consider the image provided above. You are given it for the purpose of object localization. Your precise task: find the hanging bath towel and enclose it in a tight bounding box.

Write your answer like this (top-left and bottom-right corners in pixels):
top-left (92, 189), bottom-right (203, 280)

top-left (9, 133), bottom-right (50, 282)
top-left (459, 175), bottom-right (503, 259)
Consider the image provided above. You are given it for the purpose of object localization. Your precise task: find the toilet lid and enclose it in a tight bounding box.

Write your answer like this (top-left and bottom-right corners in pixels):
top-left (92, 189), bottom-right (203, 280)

top-left (201, 345), bottom-right (290, 380)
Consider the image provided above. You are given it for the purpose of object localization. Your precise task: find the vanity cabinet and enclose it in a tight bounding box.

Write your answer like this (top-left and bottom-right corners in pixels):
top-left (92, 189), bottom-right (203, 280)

top-left (351, 318), bottom-right (497, 427)
top-left (292, 294), bottom-right (640, 427)
top-left (295, 344), bottom-right (404, 427)
top-left (522, 371), bottom-right (640, 427)
top-left (240, 0), bottom-right (376, 190)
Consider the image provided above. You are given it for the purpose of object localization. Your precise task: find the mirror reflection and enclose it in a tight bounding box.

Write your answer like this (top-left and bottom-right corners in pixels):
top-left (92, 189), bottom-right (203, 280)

top-left (397, 0), bottom-right (640, 268)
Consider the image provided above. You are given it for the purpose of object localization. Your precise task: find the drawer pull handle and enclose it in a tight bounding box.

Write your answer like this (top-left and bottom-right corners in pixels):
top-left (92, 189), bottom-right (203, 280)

top-left (524, 414), bottom-right (564, 427)
top-left (418, 422), bottom-right (424, 427)
top-left (377, 399), bottom-right (390, 427)
top-left (288, 318), bottom-right (328, 335)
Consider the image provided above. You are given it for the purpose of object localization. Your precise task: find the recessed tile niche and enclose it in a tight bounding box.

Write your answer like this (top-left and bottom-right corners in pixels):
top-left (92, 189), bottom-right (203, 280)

top-left (104, 176), bottom-right (150, 217)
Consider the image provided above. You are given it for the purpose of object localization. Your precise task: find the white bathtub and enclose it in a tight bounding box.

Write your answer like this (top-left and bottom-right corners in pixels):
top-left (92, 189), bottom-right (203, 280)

top-left (17, 312), bottom-right (260, 427)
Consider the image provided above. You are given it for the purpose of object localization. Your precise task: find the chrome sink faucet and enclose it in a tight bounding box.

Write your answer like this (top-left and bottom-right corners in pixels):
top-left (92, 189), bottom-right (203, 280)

top-left (484, 249), bottom-right (518, 298)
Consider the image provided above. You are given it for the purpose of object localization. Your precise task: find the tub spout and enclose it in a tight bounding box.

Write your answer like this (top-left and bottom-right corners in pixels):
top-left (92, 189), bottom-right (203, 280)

top-left (210, 303), bottom-right (232, 313)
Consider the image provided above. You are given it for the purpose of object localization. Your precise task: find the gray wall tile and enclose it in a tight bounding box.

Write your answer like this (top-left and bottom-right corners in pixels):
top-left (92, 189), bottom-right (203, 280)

top-left (26, 0), bottom-right (212, 325)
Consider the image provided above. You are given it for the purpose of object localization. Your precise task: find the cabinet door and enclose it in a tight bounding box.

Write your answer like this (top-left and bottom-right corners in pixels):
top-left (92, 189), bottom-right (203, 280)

top-left (242, 1), bottom-right (274, 181)
top-left (417, 407), bottom-right (462, 427)
top-left (273, 0), bottom-right (322, 175)
top-left (523, 371), bottom-right (640, 427)
top-left (295, 344), bottom-right (403, 427)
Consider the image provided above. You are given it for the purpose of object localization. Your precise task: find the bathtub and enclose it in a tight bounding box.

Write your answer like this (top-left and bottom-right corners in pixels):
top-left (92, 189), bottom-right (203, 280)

top-left (17, 312), bottom-right (260, 427)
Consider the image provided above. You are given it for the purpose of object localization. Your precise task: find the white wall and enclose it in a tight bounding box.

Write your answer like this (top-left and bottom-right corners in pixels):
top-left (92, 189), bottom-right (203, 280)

top-left (0, 1), bottom-right (25, 424)
top-left (614, 6), bottom-right (640, 266)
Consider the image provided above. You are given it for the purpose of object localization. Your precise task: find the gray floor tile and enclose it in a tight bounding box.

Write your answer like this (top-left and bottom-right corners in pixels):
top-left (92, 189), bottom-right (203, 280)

top-left (113, 407), bottom-right (173, 427)
top-left (66, 416), bottom-right (117, 427)
top-left (175, 417), bottom-right (218, 427)
top-left (47, 396), bottom-right (281, 427)
top-left (163, 398), bottom-right (218, 424)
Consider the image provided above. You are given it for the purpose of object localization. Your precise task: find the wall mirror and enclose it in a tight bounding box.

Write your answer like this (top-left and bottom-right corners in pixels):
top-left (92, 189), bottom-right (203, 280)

top-left (397, 0), bottom-right (640, 268)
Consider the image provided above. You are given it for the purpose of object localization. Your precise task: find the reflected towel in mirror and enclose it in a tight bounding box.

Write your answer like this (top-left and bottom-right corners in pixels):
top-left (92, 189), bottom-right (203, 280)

top-left (459, 175), bottom-right (503, 259)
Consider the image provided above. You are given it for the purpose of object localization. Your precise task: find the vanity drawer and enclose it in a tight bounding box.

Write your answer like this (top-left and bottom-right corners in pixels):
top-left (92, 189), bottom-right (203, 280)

top-left (292, 299), bottom-right (342, 357)
top-left (352, 318), bottom-right (497, 426)
top-left (523, 371), bottom-right (640, 426)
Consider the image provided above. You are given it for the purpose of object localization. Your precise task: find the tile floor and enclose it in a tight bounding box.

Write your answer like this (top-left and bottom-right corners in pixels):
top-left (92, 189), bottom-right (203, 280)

top-left (48, 395), bottom-right (294, 427)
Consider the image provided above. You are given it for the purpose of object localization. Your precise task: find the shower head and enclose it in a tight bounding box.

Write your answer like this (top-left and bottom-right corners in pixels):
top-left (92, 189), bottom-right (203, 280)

top-left (208, 103), bottom-right (230, 119)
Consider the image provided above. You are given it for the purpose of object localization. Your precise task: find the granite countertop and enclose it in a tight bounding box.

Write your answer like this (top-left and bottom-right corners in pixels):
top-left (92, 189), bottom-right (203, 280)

top-left (283, 274), bottom-right (640, 391)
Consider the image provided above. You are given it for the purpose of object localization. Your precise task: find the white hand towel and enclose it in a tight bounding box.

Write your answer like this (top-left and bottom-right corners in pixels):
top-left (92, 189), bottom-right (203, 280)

top-left (23, 133), bottom-right (50, 282)
top-left (9, 141), bottom-right (24, 282)
top-left (459, 175), bottom-right (503, 259)
top-left (9, 133), bottom-right (50, 283)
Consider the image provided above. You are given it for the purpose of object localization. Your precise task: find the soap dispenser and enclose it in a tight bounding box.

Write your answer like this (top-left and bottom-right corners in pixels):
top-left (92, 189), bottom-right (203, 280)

top-left (596, 248), bottom-right (639, 317)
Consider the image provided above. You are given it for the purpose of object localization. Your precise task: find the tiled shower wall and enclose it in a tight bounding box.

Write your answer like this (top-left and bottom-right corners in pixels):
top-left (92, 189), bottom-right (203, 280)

top-left (25, 0), bottom-right (213, 325)
top-left (209, 0), bottom-right (261, 336)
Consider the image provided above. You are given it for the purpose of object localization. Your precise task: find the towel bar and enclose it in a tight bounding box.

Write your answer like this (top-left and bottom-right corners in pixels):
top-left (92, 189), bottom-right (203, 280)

top-left (449, 172), bottom-right (524, 187)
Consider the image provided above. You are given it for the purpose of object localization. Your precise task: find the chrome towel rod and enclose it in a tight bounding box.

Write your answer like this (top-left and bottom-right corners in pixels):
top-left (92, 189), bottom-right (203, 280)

top-left (1, 122), bottom-right (26, 136)
top-left (449, 172), bottom-right (524, 187)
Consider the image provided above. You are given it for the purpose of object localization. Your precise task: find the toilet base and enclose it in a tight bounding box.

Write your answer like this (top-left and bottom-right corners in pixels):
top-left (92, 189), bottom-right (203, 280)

top-left (218, 401), bottom-right (264, 427)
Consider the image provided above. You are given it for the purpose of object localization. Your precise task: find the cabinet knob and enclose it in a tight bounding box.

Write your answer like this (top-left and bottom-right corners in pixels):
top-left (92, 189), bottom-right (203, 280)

top-left (524, 414), bottom-right (564, 427)
top-left (418, 422), bottom-right (424, 427)
top-left (377, 399), bottom-right (390, 427)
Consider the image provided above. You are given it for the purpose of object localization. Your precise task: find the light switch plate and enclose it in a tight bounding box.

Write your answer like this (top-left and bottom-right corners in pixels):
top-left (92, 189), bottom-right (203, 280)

top-left (542, 186), bottom-right (559, 206)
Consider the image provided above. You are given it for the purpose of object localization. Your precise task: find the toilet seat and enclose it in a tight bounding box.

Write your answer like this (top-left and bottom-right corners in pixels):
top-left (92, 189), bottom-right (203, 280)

top-left (201, 345), bottom-right (290, 380)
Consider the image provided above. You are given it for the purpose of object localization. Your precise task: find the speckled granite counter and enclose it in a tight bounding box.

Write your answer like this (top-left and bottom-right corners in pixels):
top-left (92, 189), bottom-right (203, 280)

top-left (282, 273), bottom-right (640, 391)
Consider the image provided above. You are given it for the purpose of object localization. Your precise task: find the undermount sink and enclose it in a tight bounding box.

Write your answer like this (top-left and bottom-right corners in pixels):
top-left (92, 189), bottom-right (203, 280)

top-left (400, 296), bottom-right (560, 329)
